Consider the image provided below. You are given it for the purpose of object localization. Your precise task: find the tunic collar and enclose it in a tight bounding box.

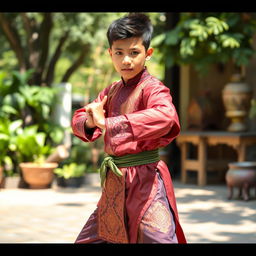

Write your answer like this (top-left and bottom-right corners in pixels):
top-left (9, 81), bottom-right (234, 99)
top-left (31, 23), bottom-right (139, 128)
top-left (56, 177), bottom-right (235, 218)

top-left (121, 66), bottom-right (149, 87)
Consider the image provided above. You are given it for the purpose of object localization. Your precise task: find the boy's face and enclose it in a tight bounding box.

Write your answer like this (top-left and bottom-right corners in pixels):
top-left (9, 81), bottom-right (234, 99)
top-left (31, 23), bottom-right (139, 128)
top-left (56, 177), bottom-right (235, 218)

top-left (108, 37), bottom-right (153, 83)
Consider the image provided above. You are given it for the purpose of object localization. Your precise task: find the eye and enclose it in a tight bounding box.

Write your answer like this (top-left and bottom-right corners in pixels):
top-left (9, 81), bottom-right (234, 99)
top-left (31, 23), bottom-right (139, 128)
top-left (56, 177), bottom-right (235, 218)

top-left (131, 51), bottom-right (140, 56)
top-left (115, 51), bottom-right (122, 55)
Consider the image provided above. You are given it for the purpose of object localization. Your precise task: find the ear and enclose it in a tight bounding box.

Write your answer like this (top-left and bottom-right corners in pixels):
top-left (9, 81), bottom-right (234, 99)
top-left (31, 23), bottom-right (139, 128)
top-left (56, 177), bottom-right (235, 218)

top-left (108, 48), bottom-right (112, 57)
top-left (146, 47), bottom-right (154, 59)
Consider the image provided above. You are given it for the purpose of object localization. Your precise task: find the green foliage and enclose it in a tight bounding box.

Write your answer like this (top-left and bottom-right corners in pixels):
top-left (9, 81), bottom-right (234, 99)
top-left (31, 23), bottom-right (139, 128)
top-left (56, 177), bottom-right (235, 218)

top-left (12, 125), bottom-right (53, 163)
top-left (152, 13), bottom-right (256, 75)
top-left (0, 12), bottom-right (129, 87)
top-left (69, 13), bottom-right (126, 97)
top-left (0, 119), bottom-right (17, 167)
top-left (0, 69), bottom-right (65, 175)
top-left (0, 118), bottom-right (23, 175)
top-left (54, 163), bottom-right (86, 179)
top-left (0, 69), bottom-right (64, 145)
top-left (0, 12), bottom-right (165, 97)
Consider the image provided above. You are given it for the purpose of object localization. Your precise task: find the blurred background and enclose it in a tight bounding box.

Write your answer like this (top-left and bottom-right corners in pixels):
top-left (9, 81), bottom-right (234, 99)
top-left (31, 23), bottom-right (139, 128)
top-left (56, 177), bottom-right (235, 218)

top-left (1, 11), bottom-right (256, 244)
top-left (1, 12), bottom-right (256, 187)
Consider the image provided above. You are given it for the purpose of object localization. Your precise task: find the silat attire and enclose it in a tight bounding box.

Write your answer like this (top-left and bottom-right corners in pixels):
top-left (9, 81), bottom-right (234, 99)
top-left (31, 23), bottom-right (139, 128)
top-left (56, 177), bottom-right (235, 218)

top-left (72, 67), bottom-right (186, 244)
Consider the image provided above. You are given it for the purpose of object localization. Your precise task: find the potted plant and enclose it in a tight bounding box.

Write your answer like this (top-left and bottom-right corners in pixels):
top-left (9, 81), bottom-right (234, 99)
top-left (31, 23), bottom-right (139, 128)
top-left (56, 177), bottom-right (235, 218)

top-left (54, 163), bottom-right (86, 188)
top-left (0, 118), bottom-right (21, 188)
top-left (13, 125), bottom-right (58, 189)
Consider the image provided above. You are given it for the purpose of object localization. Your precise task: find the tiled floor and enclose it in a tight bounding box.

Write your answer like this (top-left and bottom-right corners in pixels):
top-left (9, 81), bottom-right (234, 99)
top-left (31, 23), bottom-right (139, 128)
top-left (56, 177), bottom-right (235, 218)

top-left (0, 181), bottom-right (256, 243)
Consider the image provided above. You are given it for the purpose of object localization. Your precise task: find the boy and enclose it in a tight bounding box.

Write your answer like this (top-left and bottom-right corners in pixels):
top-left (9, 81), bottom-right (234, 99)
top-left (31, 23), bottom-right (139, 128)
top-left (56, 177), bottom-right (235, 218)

top-left (72, 13), bottom-right (186, 243)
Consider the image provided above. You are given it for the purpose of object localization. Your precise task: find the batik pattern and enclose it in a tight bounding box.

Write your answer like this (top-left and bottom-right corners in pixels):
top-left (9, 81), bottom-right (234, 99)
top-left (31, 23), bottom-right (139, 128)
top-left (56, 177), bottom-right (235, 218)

top-left (98, 169), bottom-right (129, 243)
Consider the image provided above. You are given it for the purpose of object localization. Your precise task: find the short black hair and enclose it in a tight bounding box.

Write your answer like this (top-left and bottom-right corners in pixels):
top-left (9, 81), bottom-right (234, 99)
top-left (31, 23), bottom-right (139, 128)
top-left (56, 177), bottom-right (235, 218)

top-left (107, 13), bottom-right (153, 50)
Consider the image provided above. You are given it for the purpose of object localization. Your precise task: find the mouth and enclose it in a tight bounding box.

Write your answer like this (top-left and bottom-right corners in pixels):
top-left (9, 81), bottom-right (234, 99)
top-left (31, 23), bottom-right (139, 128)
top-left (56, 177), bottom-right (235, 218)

top-left (121, 68), bottom-right (133, 72)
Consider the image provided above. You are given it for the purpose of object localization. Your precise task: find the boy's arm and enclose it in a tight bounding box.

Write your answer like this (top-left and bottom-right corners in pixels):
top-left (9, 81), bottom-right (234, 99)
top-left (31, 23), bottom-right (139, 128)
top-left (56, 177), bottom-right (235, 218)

top-left (104, 83), bottom-right (180, 148)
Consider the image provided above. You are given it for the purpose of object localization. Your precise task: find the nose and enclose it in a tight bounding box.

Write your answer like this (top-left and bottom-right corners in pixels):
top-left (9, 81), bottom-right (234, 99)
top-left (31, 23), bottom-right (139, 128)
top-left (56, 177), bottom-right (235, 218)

top-left (122, 55), bottom-right (131, 65)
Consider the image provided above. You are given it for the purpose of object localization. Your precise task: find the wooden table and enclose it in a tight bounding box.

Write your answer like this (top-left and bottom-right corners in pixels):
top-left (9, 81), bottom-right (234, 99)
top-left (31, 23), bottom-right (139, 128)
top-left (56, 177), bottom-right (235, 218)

top-left (176, 131), bottom-right (256, 186)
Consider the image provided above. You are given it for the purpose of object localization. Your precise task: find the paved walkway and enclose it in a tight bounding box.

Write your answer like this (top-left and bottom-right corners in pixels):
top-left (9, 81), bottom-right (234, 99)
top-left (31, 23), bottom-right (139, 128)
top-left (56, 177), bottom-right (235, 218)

top-left (0, 180), bottom-right (256, 243)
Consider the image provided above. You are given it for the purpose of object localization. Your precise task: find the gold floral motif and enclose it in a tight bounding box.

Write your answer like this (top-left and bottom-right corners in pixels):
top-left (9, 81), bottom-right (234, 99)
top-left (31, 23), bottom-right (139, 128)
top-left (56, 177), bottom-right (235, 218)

top-left (140, 200), bottom-right (172, 234)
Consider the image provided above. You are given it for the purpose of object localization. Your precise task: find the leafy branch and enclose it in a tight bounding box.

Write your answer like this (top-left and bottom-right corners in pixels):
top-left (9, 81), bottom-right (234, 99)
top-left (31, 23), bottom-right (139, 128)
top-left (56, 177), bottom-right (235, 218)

top-left (152, 13), bottom-right (256, 74)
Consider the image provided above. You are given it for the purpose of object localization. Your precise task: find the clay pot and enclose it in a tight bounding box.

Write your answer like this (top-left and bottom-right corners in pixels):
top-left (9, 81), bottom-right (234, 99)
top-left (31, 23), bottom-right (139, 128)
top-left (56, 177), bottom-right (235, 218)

top-left (225, 161), bottom-right (256, 201)
top-left (19, 162), bottom-right (58, 189)
top-left (222, 74), bottom-right (252, 132)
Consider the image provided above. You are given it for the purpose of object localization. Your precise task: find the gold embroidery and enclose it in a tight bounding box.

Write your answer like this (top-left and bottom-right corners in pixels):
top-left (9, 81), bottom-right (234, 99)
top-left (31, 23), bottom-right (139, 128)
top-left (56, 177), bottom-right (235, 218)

top-left (140, 200), bottom-right (172, 234)
top-left (107, 116), bottom-right (130, 139)
top-left (98, 169), bottom-right (129, 243)
top-left (120, 78), bottom-right (152, 115)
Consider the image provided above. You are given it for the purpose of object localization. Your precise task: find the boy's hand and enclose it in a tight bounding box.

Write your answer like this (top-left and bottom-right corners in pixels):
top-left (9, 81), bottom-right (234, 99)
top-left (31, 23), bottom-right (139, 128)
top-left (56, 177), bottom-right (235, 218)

top-left (86, 95), bottom-right (108, 130)
top-left (84, 107), bottom-right (96, 129)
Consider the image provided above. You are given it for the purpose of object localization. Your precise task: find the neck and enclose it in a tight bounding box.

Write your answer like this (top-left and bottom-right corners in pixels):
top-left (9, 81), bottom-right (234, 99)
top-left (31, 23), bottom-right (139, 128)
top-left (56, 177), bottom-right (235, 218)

top-left (121, 67), bottom-right (147, 85)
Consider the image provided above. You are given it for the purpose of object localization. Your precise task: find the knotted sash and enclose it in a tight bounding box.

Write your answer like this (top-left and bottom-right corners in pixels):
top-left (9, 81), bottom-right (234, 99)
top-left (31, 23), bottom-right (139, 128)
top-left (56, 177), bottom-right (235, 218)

top-left (99, 149), bottom-right (160, 187)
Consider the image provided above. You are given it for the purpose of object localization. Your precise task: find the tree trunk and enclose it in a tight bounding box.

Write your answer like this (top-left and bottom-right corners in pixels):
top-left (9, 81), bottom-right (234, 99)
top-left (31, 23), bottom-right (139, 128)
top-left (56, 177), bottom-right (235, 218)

top-left (0, 13), bottom-right (27, 72)
top-left (44, 31), bottom-right (70, 86)
top-left (33, 13), bottom-right (53, 86)
top-left (20, 13), bottom-right (39, 70)
top-left (61, 44), bottom-right (90, 82)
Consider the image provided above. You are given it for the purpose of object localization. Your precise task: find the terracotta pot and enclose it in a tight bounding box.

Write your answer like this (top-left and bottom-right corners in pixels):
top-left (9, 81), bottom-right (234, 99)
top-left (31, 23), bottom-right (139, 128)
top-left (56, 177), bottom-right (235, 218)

top-left (19, 162), bottom-right (58, 189)
top-left (225, 161), bottom-right (256, 201)
top-left (222, 74), bottom-right (252, 132)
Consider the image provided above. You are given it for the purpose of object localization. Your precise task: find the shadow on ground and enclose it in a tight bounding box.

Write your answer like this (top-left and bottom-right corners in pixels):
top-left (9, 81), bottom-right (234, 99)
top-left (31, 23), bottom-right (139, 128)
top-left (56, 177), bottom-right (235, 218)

top-left (173, 182), bottom-right (256, 243)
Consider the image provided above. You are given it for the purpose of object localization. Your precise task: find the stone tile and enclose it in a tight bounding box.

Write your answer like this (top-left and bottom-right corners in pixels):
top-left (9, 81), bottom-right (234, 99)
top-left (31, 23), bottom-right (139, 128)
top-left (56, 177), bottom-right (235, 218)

top-left (1, 182), bottom-right (256, 243)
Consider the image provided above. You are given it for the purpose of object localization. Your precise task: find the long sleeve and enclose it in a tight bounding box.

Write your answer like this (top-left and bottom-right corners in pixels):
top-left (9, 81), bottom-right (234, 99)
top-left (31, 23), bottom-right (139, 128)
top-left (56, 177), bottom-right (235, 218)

top-left (104, 82), bottom-right (180, 153)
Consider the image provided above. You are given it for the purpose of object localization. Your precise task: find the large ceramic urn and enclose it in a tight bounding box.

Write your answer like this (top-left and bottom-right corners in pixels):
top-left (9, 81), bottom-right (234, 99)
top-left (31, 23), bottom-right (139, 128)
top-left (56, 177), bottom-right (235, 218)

top-left (222, 73), bottom-right (252, 132)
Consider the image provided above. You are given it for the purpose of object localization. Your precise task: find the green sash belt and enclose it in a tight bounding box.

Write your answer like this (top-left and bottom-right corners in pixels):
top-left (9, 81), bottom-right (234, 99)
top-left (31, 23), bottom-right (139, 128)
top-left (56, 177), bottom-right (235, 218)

top-left (99, 149), bottom-right (160, 187)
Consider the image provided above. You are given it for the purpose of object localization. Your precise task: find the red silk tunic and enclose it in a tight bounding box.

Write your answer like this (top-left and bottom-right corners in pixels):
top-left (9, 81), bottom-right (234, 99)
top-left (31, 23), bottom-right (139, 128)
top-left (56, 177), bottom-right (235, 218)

top-left (72, 67), bottom-right (186, 243)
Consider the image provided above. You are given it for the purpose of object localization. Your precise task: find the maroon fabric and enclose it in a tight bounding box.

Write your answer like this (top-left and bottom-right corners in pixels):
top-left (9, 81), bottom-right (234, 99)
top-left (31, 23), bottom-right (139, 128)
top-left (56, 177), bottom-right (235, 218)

top-left (72, 67), bottom-right (186, 243)
top-left (75, 209), bottom-right (107, 244)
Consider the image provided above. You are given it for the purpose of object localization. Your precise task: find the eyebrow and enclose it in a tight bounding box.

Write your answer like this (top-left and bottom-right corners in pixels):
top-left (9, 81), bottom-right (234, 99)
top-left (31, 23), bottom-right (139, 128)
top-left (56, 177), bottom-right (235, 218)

top-left (114, 47), bottom-right (140, 50)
